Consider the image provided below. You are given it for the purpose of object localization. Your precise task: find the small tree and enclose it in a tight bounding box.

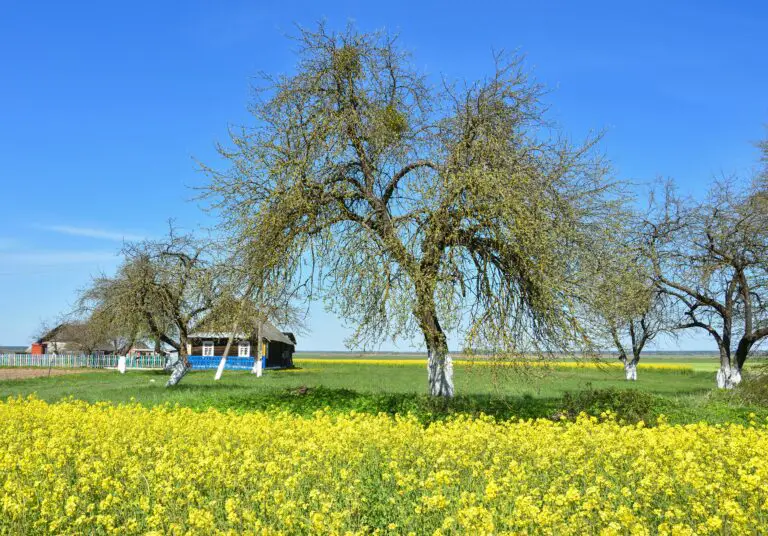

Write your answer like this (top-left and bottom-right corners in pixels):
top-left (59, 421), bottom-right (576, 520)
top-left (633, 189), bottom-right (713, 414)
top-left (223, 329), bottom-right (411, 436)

top-left (79, 227), bottom-right (218, 386)
top-left (647, 177), bottom-right (768, 388)
top-left (204, 24), bottom-right (620, 396)
top-left (588, 244), bottom-right (669, 380)
top-left (201, 242), bottom-right (307, 373)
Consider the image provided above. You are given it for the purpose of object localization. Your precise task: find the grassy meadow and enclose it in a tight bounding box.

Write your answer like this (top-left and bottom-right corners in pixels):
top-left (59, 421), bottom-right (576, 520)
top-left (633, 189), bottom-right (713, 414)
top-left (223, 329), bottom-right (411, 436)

top-left (0, 354), bottom-right (765, 425)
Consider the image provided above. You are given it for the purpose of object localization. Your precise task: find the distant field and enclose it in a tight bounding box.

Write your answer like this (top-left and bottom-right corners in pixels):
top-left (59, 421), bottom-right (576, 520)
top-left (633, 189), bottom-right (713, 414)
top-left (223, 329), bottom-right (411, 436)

top-left (294, 351), bottom-right (745, 372)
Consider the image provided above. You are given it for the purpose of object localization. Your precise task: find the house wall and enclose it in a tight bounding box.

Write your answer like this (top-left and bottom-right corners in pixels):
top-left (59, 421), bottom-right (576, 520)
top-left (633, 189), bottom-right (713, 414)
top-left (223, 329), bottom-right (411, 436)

top-left (266, 341), bottom-right (294, 368)
top-left (188, 334), bottom-right (294, 368)
top-left (189, 338), bottom-right (265, 358)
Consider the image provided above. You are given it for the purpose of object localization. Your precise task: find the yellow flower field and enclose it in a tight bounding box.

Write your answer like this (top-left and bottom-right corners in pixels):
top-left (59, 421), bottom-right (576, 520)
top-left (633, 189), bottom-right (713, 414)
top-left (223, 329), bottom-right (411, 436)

top-left (1, 398), bottom-right (766, 535)
top-left (294, 358), bottom-right (693, 373)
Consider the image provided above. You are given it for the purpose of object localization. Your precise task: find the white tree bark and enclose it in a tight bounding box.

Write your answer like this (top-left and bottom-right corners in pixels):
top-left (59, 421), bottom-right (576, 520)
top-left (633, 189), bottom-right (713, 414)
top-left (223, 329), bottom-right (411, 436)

top-left (166, 359), bottom-right (190, 387)
top-left (427, 350), bottom-right (454, 397)
top-left (716, 364), bottom-right (742, 389)
top-left (732, 367), bottom-right (742, 386)
top-left (214, 356), bottom-right (227, 381)
top-left (624, 360), bottom-right (638, 381)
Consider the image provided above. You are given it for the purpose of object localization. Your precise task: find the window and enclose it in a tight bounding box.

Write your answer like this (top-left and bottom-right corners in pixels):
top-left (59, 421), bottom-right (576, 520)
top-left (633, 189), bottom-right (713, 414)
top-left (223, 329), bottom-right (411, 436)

top-left (238, 342), bottom-right (251, 357)
top-left (202, 341), bottom-right (214, 357)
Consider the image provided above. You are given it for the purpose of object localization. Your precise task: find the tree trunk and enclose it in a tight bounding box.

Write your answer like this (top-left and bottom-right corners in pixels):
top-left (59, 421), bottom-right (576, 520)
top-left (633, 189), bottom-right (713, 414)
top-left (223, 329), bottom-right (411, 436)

top-left (624, 359), bottom-right (638, 381)
top-left (427, 344), bottom-right (454, 397)
top-left (715, 346), bottom-right (741, 389)
top-left (415, 287), bottom-right (453, 397)
top-left (251, 322), bottom-right (263, 375)
top-left (166, 359), bottom-right (190, 386)
top-left (166, 336), bottom-right (190, 387)
top-left (215, 324), bottom-right (238, 381)
top-left (735, 337), bottom-right (754, 372)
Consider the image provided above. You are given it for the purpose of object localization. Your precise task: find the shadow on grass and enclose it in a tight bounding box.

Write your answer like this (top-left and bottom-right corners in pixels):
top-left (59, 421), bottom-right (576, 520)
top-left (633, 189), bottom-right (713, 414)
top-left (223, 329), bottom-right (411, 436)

top-left (192, 384), bottom-right (768, 426)
top-left (200, 385), bottom-right (563, 424)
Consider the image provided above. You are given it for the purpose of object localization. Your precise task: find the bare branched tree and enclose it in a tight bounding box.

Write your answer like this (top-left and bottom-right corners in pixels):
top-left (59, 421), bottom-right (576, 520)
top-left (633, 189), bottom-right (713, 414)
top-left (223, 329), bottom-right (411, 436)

top-left (79, 225), bottom-right (219, 386)
top-left (647, 176), bottom-right (768, 388)
top-left (203, 24), bottom-right (621, 396)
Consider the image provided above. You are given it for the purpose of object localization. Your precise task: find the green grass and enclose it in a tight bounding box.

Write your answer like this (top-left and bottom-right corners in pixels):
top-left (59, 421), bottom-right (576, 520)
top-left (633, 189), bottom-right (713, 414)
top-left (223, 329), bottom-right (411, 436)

top-left (1, 359), bottom-right (766, 425)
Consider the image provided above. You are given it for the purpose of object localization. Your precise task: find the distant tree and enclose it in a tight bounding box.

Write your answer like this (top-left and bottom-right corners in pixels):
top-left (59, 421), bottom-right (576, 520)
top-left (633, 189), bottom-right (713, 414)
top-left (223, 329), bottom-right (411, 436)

top-left (72, 305), bottom-right (136, 356)
top-left (79, 227), bottom-right (218, 386)
top-left (62, 320), bottom-right (111, 355)
top-left (647, 177), bottom-right (768, 388)
top-left (587, 237), bottom-right (670, 380)
top-left (203, 24), bottom-right (621, 396)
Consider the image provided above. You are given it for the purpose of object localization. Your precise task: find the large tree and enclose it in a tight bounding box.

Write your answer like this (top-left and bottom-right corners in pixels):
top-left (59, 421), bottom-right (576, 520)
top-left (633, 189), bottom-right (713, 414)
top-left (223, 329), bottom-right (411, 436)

top-left (204, 25), bottom-right (620, 396)
top-left (647, 178), bottom-right (768, 388)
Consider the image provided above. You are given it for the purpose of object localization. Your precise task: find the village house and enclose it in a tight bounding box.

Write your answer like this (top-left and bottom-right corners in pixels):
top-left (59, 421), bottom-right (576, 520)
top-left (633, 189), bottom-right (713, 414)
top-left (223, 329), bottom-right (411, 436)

top-left (187, 320), bottom-right (295, 368)
top-left (28, 324), bottom-right (157, 357)
top-left (28, 323), bottom-right (116, 355)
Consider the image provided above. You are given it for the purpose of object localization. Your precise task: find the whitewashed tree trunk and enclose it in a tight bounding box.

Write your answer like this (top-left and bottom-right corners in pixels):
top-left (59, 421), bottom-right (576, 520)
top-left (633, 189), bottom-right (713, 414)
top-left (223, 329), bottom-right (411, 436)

top-left (427, 350), bottom-right (454, 397)
top-left (732, 367), bottom-right (742, 386)
top-left (251, 322), bottom-right (263, 376)
top-left (166, 359), bottom-right (190, 387)
top-left (624, 360), bottom-right (638, 381)
top-left (214, 356), bottom-right (227, 380)
top-left (716, 364), bottom-right (742, 389)
top-left (117, 355), bottom-right (127, 374)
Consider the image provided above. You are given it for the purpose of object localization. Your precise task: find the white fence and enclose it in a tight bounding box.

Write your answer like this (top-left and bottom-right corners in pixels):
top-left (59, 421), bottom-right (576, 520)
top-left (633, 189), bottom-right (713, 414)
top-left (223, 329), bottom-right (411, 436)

top-left (0, 353), bottom-right (167, 369)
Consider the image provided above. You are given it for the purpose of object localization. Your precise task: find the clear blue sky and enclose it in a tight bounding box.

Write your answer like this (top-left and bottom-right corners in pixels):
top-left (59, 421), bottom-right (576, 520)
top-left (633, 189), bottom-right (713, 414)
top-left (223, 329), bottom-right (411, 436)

top-left (1, 0), bottom-right (766, 351)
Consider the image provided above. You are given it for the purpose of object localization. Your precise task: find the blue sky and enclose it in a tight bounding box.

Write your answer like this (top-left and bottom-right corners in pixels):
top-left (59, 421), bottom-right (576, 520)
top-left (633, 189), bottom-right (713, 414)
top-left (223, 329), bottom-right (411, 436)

top-left (1, 0), bottom-right (766, 350)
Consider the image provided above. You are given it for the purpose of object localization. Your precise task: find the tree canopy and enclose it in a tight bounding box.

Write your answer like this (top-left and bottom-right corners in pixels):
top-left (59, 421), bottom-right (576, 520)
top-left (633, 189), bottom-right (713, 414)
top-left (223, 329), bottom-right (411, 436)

top-left (204, 24), bottom-right (622, 396)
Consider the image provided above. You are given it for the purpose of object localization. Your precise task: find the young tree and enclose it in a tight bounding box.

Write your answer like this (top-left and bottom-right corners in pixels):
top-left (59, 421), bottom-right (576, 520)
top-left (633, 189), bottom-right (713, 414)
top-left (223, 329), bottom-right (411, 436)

top-left (588, 248), bottom-right (669, 380)
top-left (203, 24), bottom-right (620, 396)
top-left (647, 179), bottom-right (768, 388)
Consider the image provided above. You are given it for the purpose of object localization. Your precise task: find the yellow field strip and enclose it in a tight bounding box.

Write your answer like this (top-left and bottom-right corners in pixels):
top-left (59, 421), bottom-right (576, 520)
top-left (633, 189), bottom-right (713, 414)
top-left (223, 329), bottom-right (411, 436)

top-left (293, 358), bottom-right (693, 372)
top-left (1, 398), bottom-right (764, 533)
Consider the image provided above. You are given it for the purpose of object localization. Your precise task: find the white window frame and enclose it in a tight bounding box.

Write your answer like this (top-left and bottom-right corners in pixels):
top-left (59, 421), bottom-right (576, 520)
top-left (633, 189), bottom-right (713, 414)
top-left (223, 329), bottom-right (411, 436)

top-left (202, 341), bottom-right (214, 357)
top-left (238, 342), bottom-right (251, 357)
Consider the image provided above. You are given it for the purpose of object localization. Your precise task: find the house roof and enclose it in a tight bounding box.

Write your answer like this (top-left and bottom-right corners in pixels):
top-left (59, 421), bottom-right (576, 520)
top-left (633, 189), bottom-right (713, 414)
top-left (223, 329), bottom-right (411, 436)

top-left (36, 323), bottom-right (68, 343)
top-left (35, 323), bottom-right (115, 352)
top-left (189, 319), bottom-right (294, 347)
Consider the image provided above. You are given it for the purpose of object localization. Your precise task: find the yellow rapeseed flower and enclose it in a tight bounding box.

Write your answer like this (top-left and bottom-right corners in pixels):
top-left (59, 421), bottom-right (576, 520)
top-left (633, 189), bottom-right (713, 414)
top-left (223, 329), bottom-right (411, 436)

top-left (0, 397), bottom-right (765, 534)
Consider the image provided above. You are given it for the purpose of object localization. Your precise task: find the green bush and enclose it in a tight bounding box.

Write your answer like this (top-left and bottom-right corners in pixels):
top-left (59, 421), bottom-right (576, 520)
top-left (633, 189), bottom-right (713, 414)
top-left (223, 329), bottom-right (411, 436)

top-left (560, 386), bottom-right (658, 424)
top-left (733, 367), bottom-right (768, 406)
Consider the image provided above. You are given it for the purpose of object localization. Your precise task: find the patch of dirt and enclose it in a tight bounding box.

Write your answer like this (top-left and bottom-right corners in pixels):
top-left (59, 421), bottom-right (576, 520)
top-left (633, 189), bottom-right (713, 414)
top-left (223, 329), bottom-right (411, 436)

top-left (0, 368), bottom-right (106, 380)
